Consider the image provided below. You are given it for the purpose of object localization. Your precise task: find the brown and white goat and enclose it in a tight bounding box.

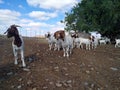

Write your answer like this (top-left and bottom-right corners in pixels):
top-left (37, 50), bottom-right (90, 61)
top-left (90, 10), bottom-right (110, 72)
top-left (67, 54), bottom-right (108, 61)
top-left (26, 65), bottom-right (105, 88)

top-left (54, 30), bottom-right (73, 57)
top-left (71, 32), bottom-right (95, 50)
top-left (54, 30), bottom-right (65, 40)
top-left (4, 24), bottom-right (26, 67)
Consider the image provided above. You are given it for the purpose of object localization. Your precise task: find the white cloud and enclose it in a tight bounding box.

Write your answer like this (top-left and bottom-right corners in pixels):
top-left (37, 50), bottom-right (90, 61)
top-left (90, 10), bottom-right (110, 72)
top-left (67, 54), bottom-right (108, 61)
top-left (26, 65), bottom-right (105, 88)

top-left (0, 9), bottom-right (21, 25)
top-left (0, 0), bottom-right (4, 4)
top-left (28, 11), bottom-right (58, 20)
top-left (18, 5), bottom-right (25, 9)
top-left (0, 9), bottom-right (64, 36)
top-left (26, 0), bottom-right (79, 10)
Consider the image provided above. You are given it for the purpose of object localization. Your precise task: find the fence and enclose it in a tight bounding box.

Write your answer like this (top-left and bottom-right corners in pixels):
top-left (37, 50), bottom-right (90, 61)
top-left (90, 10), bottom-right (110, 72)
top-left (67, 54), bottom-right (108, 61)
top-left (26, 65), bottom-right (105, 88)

top-left (0, 26), bottom-right (45, 38)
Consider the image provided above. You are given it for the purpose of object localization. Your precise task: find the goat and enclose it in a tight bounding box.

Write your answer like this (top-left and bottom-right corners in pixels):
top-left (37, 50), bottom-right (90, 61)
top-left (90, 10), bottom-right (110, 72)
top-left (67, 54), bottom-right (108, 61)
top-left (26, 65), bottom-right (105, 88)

top-left (4, 24), bottom-right (26, 67)
top-left (60, 35), bottom-right (73, 57)
top-left (79, 37), bottom-right (91, 50)
top-left (45, 32), bottom-right (61, 51)
top-left (115, 39), bottom-right (120, 48)
top-left (99, 39), bottom-right (106, 45)
top-left (54, 30), bottom-right (73, 57)
top-left (71, 32), bottom-right (94, 50)
top-left (54, 30), bottom-right (65, 40)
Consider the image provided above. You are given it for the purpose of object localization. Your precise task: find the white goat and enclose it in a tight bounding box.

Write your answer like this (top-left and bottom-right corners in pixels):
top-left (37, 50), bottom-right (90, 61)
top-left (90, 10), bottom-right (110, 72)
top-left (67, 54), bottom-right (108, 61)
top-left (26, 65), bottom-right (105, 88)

top-left (91, 37), bottom-right (99, 49)
top-left (99, 39), bottom-right (106, 45)
top-left (45, 33), bottom-right (61, 51)
top-left (79, 37), bottom-right (91, 50)
top-left (60, 35), bottom-right (74, 57)
top-left (115, 39), bottom-right (120, 48)
top-left (99, 37), bottom-right (111, 45)
top-left (4, 24), bottom-right (26, 67)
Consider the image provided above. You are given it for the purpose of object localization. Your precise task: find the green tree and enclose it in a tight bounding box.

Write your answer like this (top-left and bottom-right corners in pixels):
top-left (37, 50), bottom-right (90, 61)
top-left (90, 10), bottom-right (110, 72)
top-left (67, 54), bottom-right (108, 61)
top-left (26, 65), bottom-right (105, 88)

top-left (64, 0), bottom-right (120, 39)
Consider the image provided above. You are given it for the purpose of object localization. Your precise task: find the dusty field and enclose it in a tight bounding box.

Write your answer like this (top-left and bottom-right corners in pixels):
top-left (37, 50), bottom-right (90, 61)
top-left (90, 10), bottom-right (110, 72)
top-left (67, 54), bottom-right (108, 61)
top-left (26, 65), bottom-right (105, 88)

top-left (0, 36), bottom-right (120, 90)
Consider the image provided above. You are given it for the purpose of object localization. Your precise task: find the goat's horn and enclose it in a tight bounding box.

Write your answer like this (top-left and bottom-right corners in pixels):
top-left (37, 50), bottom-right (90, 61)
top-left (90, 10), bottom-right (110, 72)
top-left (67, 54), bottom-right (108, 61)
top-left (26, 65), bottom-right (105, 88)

top-left (4, 30), bottom-right (8, 34)
top-left (14, 25), bottom-right (21, 27)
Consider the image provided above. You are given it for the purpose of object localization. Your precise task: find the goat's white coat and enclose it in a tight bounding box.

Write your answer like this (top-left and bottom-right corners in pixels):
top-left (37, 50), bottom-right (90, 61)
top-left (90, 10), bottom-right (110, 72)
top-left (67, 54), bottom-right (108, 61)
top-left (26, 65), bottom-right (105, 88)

top-left (79, 37), bottom-right (91, 50)
top-left (60, 35), bottom-right (73, 57)
top-left (45, 33), bottom-right (61, 51)
top-left (115, 39), bottom-right (120, 48)
top-left (12, 35), bottom-right (26, 67)
top-left (99, 39), bottom-right (106, 45)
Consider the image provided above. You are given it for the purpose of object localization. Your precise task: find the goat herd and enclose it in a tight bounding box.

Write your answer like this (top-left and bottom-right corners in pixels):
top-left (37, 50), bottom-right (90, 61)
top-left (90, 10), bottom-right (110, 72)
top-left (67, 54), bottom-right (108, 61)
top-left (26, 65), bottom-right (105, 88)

top-left (4, 24), bottom-right (120, 68)
top-left (45, 30), bottom-right (120, 57)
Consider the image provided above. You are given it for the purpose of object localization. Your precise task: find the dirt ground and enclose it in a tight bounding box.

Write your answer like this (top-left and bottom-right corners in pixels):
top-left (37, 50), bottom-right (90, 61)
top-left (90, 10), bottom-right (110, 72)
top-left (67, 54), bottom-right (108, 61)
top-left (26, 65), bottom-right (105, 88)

top-left (0, 36), bottom-right (120, 90)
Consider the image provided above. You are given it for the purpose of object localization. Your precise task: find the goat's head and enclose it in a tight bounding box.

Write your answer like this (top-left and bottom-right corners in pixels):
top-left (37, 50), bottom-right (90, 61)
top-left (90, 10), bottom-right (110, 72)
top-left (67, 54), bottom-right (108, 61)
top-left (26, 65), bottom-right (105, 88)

top-left (45, 32), bottom-right (51, 38)
top-left (4, 24), bottom-right (21, 38)
top-left (89, 35), bottom-right (95, 42)
top-left (71, 33), bottom-right (78, 38)
top-left (54, 30), bottom-right (65, 41)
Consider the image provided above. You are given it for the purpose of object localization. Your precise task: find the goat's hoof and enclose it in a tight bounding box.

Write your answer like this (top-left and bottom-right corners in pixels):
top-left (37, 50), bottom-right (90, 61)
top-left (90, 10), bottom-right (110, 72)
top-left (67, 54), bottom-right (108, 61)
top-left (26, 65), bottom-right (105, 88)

top-left (14, 62), bottom-right (18, 65)
top-left (22, 65), bottom-right (26, 67)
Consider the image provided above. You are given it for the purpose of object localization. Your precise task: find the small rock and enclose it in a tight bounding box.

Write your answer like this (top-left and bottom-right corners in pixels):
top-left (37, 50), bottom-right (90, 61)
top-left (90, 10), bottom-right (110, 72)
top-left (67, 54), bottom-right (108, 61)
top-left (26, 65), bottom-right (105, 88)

top-left (18, 78), bottom-right (22, 82)
top-left (65, 73), bottom-right (69, 76)
top-left (28, 57), bottom-right (33, 62)
top-left (27, 80), bottom-right (32, 85)
top-left (49, 81), bottom-right (53, 85)
top-left (63, 82), bottom-right (68, 87)
top-left (56, 82), bottom-right (62, 87)
top-left (91, 68), bottom-right (94, 71)
top-left (23, 68), bottom-right (30, 72)
top-left (33, 87), bottom-right (37, 90)
top-left (62, 67), bottom-right (67, 71)
top-left (7, 72), bottom-right (13, 76)
top-left (84, 82), bottom-right (88, 86)
top-left (17, 85), bottom-right (22, 89)
top-left (91, 83), bottom-right (94, 88)
top-left (36, 53), bottom-right (39, 56)
top-left (43, 86), bottom-right (48, 89)
top-left (11, 85), bottom-right (15, 88)
top-left (54, 66), bottom-right (59, 71)
top-left (86, 70), bottom-right (90, 74)
top-left (67, 80), bottom-right (72, 84)
top-left (110, 67), bottom-right (118, 71)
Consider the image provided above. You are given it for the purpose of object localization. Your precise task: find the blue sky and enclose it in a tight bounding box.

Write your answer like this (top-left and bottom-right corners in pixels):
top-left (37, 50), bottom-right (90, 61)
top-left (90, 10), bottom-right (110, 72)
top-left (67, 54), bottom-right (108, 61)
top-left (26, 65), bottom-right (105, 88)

top-left (0, 0), bottom-right (81, 37)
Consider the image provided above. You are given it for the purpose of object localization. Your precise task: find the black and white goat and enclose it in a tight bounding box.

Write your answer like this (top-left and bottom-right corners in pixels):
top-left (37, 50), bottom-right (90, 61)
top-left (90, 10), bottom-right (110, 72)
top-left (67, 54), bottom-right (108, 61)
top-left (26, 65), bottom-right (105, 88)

top-left (4, 24), bottom-right (26, 67)
top-left (115, 39), bottom-right (120, 48)
top-left (45, 32), bottom-right (61, 51)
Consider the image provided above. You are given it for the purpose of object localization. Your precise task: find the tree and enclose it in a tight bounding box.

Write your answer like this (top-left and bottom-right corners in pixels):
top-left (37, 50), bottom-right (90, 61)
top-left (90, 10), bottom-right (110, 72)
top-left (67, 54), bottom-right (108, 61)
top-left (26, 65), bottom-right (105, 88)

top-left (64, 0), bottom-right (120, 39)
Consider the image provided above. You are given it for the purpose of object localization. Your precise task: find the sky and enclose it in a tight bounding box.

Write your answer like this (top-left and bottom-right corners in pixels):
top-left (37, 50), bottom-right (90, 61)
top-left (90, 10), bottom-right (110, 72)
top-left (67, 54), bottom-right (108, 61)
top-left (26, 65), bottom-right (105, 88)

top-left (0, 0), bottom-right (81, 37)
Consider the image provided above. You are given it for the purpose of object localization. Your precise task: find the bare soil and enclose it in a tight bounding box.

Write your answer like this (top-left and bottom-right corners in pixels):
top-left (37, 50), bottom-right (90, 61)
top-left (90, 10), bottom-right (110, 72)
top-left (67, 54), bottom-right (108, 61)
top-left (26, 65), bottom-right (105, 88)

top-left (0, 36), bottom-right (120, 90)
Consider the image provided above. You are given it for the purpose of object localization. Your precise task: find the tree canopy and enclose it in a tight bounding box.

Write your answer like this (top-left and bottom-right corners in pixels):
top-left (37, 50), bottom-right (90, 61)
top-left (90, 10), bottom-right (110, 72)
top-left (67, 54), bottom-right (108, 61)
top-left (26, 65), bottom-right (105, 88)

top-left (63, 0), bottom-right (120, 39)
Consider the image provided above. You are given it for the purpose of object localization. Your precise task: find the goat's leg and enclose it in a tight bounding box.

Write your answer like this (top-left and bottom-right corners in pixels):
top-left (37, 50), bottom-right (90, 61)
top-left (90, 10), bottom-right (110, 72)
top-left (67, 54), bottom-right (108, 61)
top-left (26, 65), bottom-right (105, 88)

top-left (13, 48), bottom-right (18, 65)
top-left (88, 44), bottom-right (90, 50)
top-left (69, 47), bottom-right (72, 55)
top-left (54, 43), bottom-right (58, 51)
top-left (21, 50), bottom-right (26, 67)
top-left (63, 48), bottom-right (66, 57)
top-left (66, 47), bottom-right (69, 57)
top-left (49, 43), bottom-right (52, 50)
top-left (79, 42), bottom-right (82, 49)
top-left (115, 43), bottom-right (117, 48)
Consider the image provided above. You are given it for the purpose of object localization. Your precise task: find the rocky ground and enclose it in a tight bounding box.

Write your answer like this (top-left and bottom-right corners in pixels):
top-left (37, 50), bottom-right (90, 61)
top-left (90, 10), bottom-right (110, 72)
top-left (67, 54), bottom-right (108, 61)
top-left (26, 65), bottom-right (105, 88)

top-left (0, 36), bottom-right (120, 90)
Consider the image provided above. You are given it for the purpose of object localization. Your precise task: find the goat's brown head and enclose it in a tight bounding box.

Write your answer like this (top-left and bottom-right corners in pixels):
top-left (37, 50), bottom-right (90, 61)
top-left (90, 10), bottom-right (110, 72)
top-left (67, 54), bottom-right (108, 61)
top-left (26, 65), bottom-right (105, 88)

top-left (4, 24), bottom-right (21, 38)
top-left (54, 30), bottom-right (65, 41)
